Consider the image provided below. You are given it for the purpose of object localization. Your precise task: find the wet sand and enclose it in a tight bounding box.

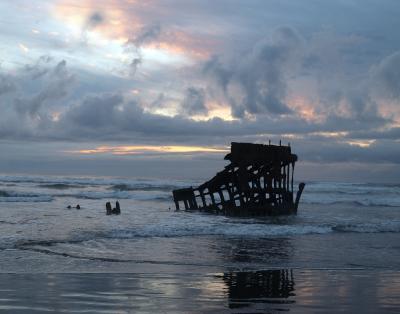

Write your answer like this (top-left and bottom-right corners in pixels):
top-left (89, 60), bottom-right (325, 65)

top-left (0, 270), bottom-right (399, 313)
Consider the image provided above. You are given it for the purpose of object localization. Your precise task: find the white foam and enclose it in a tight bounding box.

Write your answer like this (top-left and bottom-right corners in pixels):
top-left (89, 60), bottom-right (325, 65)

top-left (104, 222), bottom-right (333, 239)
top-left (333, 221), bottom-right (400, 233)
top-left (0, 196), bottom-right (53, 203)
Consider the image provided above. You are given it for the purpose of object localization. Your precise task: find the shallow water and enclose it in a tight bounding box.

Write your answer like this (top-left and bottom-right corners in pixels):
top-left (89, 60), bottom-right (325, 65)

top-left (0, 174), bottom-right (399, 312)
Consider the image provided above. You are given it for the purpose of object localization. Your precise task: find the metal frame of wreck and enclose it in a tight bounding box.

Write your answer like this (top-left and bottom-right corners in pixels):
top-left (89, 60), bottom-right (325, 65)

top-left (172, 142), bottom-right (305, 216)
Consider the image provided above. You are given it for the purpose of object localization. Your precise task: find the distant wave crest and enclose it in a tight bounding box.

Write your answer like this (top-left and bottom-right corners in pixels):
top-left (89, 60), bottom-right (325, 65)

top-left (0, 190), bottom-right (53, 202)
top-left (332, 221), bottom-right (400, 233)
top-left (109, 183), bottom-right (179, 192)
top-left (302, 199), bottom-right (400, 208)
top-left (38, 184), bottom-right (83, 190)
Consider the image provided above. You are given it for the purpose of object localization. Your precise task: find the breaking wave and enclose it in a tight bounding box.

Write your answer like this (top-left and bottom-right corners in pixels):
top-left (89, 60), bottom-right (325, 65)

top-left (109, 183), bottom-right (179, 192)
top-left (302, 199), bottom-right (400, 208)
top-left (0, 190), bottom-right (53, 202)
top-left (9, 220), bottom-right (400, 250)
top-left (102, 224), bottom-right (332, 239)
top-left (1, 175), bottom-right (399, 206)
top-left (301, 181), bottom-right (400, 207)
top-left (332, 221), bottom-right (400, 233)
top-left (99, 221), bottom-right (400, 239)
top-left (38, 184), bottom-right (83, 190)
top-left (0, 174), bottom-right (191, 190)
top-left (0, 190), bottom-right (171, 202)
top-left (3, 219), bottom-right (400, 253)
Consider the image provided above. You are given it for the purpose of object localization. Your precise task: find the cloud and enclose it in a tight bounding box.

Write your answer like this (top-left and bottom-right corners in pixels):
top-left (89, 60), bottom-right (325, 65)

top-left (295, 138), bottom-right (400, 164)
top-left (86, 12), bottom-right (105, 30)
top-left (23, 55), bottom-right (54, 79)
top-left (14, 60), bottom-right (74, 118)
top-left (204, 27), bottom-right (303, 117)
top-left (1, 62), bottom-right (400, 166)
top-left (203, 56), bottom-right (232, 93)
top-left (125, 23), bottom-right (162, 75)
top-left (128, 23), bottom-right (161, 47)
top-left (202, 25), bottom-right (393, 135)
top-left (345, 127), bottom-right (400, 140)
top-left (372, 51), bottom-right (400, 100)
top-left (2, 0), bottom-right (400, 181)
top-left (50, 91), bottom-right (389, 142)
top-left (0, 58), bottom-right (75, 138)
top-left (0, 54), bottom-right (392, 145)
top-left (181, 87), bottom-right (207, 115)
top-left (0, 73), bottom-right (15, 95)
top-left (56, 92), bottom-right (230, 140)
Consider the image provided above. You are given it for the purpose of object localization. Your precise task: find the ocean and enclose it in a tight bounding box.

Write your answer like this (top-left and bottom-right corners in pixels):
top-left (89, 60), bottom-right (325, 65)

top-left (0, 174), bottom-right (399, 313)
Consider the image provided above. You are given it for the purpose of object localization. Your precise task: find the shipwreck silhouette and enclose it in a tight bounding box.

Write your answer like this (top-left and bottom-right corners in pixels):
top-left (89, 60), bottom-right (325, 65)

top-left (172, 142), bottom-right (305, 215)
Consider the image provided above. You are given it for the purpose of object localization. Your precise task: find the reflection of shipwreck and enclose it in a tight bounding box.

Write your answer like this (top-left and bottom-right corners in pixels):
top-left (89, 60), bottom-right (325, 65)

top-left (172, 142), bottom-right (305, 215)
top-left (222, 270), bottom-right (295, 309)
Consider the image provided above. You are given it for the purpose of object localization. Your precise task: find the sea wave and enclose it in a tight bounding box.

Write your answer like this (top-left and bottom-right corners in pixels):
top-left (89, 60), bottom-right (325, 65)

top-left (4, 220), bottom-right (400, 252)
top-left (105, 224), bottom-right (332, 238)
top-left (101, 221), bottom-right (400, 239)
top-left (38, 184), bottom-right (83, 190)
top-left (0, 190), bottom-right (53, 202)
top-left (0, 190), bottom-right (10, 197)
top-left (302, 199), bottom-right (400, 208)
top-left (108, 183), bottom-right (178, 192)
top-left (54, 191), bottom-right (172, 201)
top-left (15, 220), bottom-right (400, 244)
top-left (0, 189), bottom-right (172, 202)
top-left (2, 175), bottom-right (400, 207)
top-left (0, 174), bottom-right (192, 190)
top-left (0, 196), bottom-right (53, 203)
top-left (332, 221), bottom-right (400, 233)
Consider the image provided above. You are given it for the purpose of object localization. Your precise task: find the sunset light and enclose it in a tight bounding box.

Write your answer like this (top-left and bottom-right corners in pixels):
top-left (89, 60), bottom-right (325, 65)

top-left (66, 145), bottom-right (229, 155)
top-left (1, 1), bottom-right (400, 311)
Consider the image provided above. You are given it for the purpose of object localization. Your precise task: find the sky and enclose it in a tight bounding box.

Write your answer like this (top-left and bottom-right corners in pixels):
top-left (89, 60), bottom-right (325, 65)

top-left (1, 0), bottom-right (400, 182)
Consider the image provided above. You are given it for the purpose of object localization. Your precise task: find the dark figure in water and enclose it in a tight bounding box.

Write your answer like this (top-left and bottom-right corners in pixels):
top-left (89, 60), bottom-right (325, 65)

top-left (76, 205), bottom-right (81, 209)
top-left (106, 202), bottom-right (112, 215)
top-left (67, 205), bottom-right (71, 209)
top-left (112, 201), bottom-right (121, 215)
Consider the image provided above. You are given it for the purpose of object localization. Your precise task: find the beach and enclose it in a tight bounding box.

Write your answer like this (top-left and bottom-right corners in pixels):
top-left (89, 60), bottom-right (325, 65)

top-left (0, 174), bottom-right (400, 312)
top-left (0, 271), bottom-right (399, 313)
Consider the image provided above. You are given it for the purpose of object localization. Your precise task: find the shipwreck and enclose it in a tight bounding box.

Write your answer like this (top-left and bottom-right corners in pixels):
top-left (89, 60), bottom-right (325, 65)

top-left (172, 142), bottom-right (305, 216)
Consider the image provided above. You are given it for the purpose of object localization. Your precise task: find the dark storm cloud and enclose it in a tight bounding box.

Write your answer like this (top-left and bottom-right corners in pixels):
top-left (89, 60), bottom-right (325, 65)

top-left (201, 25), bottom-right (394, 138)
top-left (86, 12), bottom-right (105, 29)
top-left (204, 27), bottom-right (302, 117)
top-left (345, 127), bottom-right (400, 141)
top-left (295, 139), bottom-right (400, 164)
top-left (50, 91), bottom-right (386, 142)
top-left (129, 24), bottom-right (162, 47)
top-left (0, 73), bottom-right (15, 95)
top-left (0, 58), bottom-right (74, 138)
top-left (0, 54), bottom-right (392, 144)
top-left (126, 24), bottom-right (162, 75)
top-left (181, 87), bottom-right (207, 115)
top-left (14, 60), bottom-right (73, 117)
top-left (54, 93), bottom-right (400, 164)
top-left (2, 0), bottom-right (400, 174)
top-left (1, 61), bottom-right (399, 166)
top-left (0, 40), bottom-right (395, 142)
top-left (296, 30), bottom-right (395, 126)
top-left (23, 55), bottom-right (54, 80)
top-left (372, 51), bottom-right (400, 100)
top-left (56, 92), bottom-right (236, 140)
top-left (203, 56), bottom-right (232, 93)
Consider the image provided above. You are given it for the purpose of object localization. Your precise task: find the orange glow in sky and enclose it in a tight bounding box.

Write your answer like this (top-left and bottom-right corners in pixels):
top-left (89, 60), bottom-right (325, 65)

top-left (66, 145), bottom-right (229, 155)
top-left (54, 0), bottom-right (213, 60)
top-left (288, 96), bottom-right (323, 123)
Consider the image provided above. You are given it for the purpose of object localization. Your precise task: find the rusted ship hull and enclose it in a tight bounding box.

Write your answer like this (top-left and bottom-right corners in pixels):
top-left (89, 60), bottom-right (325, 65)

top-left (172, 142), bottom-right (305, 216)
